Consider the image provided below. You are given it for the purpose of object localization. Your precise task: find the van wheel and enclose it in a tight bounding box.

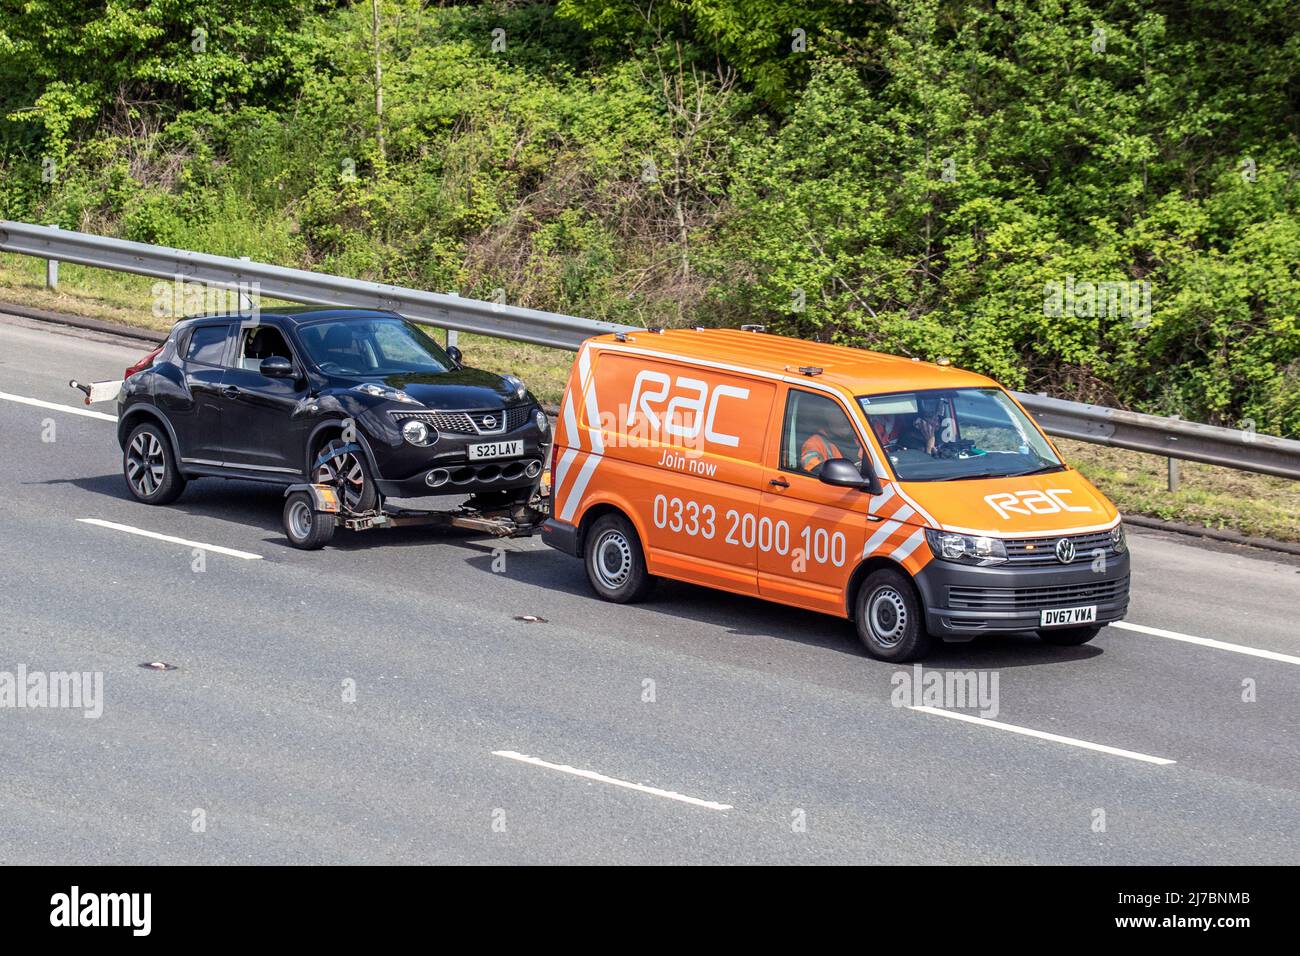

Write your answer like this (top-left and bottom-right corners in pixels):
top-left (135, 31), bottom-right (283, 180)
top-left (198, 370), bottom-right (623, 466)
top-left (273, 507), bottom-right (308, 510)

top-left (855, 568), bottom-right (932, 662)
top-left (584, 513), bottom-right (656, 603)
top-left (1038, 625), bottom-right (1101, 646)
top-left (123, 422), bottom-right (186, 505)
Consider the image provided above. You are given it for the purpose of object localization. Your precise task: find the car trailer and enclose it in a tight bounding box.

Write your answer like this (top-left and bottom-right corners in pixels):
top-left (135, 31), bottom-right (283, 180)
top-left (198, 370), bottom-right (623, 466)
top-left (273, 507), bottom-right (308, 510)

top-left (281, 482), bottom-right (551, 550)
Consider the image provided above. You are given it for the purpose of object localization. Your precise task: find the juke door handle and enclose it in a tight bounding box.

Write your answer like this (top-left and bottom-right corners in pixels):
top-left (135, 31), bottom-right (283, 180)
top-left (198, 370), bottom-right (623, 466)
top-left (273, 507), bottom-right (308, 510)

top-left (222, 385), bottom-right (241, 398)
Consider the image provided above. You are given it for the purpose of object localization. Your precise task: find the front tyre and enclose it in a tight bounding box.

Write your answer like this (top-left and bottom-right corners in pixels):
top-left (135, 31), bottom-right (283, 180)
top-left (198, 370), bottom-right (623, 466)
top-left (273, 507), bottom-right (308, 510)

top-left (123, 422), bottom-right (186, 505)
top-left (1038, 625), bottom-right (1101, 646)
top-left (283, 491), bottom-right (335, 550)
top-left (584, 513), bottom-right (656, 604)
top-left (854, 568), bottom-right (932, 662)
top-left (313, 438), bottom-right (377, 514)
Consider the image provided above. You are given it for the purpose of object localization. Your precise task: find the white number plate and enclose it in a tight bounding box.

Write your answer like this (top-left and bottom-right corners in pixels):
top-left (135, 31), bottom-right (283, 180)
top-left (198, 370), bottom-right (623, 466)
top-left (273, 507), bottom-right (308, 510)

top-left (1039, 605), bottom-right (1097, 627)
top-left (468, 440), bottom-right (523, 461)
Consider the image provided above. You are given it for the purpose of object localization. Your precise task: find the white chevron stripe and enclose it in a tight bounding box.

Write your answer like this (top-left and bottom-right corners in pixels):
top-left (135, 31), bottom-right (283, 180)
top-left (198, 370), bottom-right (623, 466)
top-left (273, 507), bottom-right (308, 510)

top-left (560, 346), bottom-right (605, 522)
top-left (863, 519), bottom-right (901, 556)
top-left (891, 527), bottom-right (927, 562)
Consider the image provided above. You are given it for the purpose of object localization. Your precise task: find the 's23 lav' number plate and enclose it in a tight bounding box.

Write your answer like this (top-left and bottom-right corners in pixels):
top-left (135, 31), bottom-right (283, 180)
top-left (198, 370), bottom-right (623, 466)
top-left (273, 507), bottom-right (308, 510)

top-left (468, 439), bottom-right (523, 461)
top-left (1039, 605), bottom-right (1097, 627)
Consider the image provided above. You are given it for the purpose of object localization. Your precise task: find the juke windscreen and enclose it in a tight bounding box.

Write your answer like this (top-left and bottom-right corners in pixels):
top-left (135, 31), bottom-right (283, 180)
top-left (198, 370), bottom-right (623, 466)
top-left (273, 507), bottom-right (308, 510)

top-left (297, 317), bottom-right (454, 376)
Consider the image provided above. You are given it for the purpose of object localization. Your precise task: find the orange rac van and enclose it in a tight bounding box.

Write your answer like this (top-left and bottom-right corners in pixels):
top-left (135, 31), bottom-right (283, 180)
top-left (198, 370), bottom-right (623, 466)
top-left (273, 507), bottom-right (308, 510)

top-left (540, 328), bottom-right (1129, 661)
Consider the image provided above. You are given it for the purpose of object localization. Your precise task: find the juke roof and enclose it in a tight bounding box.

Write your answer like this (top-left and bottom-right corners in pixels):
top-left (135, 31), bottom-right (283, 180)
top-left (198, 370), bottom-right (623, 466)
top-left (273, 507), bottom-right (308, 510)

top-left (590, 328), bottom-right (997, 396)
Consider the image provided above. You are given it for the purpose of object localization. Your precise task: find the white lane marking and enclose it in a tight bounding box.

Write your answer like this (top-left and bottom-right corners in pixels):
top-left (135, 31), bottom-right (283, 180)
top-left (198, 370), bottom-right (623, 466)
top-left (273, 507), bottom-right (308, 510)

top-left (76, 518), bottom-right (263, 561)
top-left (1112, 621), bottom-right (1300, 667)
top-left (908, 706), bottom-right (1176, 766)
top-left (492, 750), bottom-right (733, 811)
top-left (0, 390), bottom-right (116, 422)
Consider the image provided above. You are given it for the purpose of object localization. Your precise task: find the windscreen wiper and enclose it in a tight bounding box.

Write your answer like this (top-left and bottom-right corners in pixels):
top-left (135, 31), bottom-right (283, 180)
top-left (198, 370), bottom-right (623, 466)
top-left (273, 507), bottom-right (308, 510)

top-left (1007, 464), bottom-right (1066, 477)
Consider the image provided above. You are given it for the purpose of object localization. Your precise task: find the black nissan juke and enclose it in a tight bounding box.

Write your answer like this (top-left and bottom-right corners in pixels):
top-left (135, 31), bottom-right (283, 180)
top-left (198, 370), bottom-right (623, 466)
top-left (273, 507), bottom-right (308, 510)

top-left (115, 307), bottom-right (550, 511)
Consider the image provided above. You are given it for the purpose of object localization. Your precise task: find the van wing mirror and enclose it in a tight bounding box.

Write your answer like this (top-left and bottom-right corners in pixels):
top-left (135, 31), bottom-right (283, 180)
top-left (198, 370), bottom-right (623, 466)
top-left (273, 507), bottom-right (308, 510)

top-left (818, 457), bottom-right (884, 495)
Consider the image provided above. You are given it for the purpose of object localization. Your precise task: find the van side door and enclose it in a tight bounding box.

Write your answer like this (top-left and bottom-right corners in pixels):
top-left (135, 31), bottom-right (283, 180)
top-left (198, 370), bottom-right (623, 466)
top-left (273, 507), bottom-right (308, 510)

top-left (757, 386), bottom-right (873, 616)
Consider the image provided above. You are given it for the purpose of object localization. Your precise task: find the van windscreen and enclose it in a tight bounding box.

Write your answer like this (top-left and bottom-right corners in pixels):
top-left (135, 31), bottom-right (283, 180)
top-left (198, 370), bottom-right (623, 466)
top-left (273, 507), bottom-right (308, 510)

top-left (856, 388), bottom-right (1063, 482)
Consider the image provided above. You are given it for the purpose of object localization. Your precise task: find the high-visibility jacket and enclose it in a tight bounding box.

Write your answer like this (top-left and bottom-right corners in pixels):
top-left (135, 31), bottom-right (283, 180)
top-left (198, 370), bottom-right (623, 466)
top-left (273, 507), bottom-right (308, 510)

top-left (799, 433), bottom-right (844, 472)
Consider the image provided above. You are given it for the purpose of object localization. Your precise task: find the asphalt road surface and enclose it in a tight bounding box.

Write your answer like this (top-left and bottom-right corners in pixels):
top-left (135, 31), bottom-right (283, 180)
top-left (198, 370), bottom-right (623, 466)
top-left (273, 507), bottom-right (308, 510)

top-left (2, 313), bottom-right (1298, 864)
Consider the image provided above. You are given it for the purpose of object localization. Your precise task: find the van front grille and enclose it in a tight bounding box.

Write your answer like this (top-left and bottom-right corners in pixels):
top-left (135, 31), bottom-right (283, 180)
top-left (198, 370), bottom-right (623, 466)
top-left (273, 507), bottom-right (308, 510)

top-left (1004, 529), bottom-right (1119, 566)
top-left (947, 576), bottom-right (1129, 611)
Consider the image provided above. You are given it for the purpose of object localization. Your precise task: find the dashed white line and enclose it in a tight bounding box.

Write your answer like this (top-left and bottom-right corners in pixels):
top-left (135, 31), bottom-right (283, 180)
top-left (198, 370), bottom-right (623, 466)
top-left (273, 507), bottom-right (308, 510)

top-left (0, 390), bottom-right (116, 422)
top-left (492, 750), bottom-right (734, 811)
top-left (76, 518), bottom-right (263, 561)
top-left (908, 706), bottom-right (1176, 766)
top-left (1111, 620), bottom-right (1300, 667)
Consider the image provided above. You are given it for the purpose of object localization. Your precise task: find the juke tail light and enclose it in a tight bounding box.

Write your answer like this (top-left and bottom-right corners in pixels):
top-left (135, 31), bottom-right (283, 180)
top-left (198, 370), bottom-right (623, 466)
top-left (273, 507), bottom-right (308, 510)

top-left (125, 345), bottom-right (163, 380)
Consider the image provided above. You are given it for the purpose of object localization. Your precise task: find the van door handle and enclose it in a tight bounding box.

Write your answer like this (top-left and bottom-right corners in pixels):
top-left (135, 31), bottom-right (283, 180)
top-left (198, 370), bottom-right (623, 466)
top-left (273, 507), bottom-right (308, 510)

top-left (768, 477), bottom-right (789, 488)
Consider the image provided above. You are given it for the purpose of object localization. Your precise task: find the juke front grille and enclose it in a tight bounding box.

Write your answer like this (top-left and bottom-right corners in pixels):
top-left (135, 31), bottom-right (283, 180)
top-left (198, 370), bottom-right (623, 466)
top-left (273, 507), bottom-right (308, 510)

top-left (392, 404), bottom-right (531, 435)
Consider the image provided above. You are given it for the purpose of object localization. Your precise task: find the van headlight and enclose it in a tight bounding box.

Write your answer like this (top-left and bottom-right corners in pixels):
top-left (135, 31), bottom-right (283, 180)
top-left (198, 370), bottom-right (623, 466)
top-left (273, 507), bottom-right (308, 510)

top-left (924, 529), bottom-right (1008, 566)
top-left (1110, 523), bottom-right (1127, 554)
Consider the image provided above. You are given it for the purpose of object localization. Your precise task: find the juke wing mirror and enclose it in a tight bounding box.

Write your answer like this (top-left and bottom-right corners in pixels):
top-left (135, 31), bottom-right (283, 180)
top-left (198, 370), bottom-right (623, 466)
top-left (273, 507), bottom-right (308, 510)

top-left (446, 345), bottom-right (464, 368)
top-left (259, 355), bottom-right (295, 378)
top-left (818, 457), bottom-right (884, 495)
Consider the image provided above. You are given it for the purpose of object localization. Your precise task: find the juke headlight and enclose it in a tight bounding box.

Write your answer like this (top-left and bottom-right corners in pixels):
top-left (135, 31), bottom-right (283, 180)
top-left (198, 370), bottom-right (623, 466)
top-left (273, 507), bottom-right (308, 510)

top-left (401, 419), bottom-right (436, 446)
top-left (924, 529), bottom-right (1008, 566)
top-left (352, 382), bottom-right (418, 404)
top-left (534, 408), bottom-right (549, 433)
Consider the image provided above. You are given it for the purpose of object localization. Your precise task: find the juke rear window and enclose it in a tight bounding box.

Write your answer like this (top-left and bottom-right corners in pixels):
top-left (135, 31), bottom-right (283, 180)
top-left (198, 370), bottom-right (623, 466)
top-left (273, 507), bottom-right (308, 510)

top-left (185, 324), bottom-right (230, 365)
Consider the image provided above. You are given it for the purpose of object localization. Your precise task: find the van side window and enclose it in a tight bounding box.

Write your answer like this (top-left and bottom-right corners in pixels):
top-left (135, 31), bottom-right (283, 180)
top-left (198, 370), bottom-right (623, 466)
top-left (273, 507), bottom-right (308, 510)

top-left (238, 326), bottom-right (294, 371)
top-left (184, 325), bottom-right (231, 366)
top-left (781, 390), bottom-right (864, 476)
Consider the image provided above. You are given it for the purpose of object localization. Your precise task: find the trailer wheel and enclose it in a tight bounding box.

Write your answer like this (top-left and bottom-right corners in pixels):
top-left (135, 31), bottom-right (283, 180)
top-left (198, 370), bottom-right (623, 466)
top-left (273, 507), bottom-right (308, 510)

top-left (284, 491), bottom-right (335, 550)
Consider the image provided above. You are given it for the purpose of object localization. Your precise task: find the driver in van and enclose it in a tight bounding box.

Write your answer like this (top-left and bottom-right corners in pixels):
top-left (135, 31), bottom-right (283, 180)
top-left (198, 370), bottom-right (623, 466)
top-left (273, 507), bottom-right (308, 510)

top-left (871, 399), bottom-right (946, 456)
top-left (800, 402), bottom-right (865, 474)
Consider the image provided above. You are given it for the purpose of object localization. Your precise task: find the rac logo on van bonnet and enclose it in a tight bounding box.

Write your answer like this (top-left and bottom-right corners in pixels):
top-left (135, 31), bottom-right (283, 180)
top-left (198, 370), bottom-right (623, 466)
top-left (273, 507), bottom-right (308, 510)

top-left (983, 488), bottom-right (1092, 520)
top-left (627, 370), bottom-right (749, 448)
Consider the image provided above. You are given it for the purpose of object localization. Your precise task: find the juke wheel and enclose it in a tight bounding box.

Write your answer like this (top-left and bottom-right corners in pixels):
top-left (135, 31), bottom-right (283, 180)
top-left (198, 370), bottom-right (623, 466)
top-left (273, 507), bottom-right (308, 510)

top-left (584, 513), bottom-right (656, 604)
top-left (123, 422), bottom-right (186, 505)
top-left (854, 568), bottom-right (932, 662)
top-left (312, 438), bottom-right (377, 514)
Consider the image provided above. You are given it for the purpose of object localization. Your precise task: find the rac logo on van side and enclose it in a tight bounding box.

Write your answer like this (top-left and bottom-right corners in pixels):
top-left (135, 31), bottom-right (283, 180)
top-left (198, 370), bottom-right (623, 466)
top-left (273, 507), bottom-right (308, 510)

top-left (627, 370), bottom-right (749, 448)
top-left (984, 489), bottom-right (1092, 520)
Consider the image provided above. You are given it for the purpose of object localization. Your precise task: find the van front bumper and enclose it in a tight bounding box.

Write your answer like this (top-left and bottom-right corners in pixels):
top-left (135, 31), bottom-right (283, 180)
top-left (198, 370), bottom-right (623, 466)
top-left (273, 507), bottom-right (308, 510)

top-left (914, 552), bottom-right (1130, 640)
